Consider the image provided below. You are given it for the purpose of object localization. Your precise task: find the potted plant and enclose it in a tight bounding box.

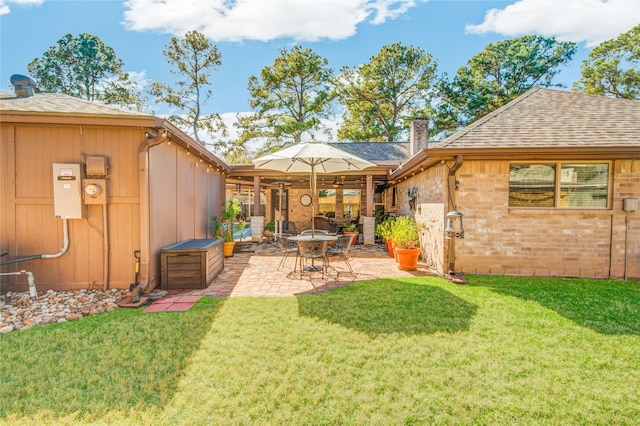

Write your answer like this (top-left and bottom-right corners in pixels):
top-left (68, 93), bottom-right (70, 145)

top-left (375, 218), bottom-right (395, 257)
top-left (264, 221), bottom-right (275, 239)
top-left (390, 216), bottom-right (425, 271)
top-left (212, 198), bottom-right (244, 257)
top-left (343, 222), bottom-right (359, 245)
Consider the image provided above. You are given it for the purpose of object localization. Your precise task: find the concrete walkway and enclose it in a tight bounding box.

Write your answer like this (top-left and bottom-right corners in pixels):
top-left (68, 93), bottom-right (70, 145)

top-left (171, 241), bottom-right (439, 298)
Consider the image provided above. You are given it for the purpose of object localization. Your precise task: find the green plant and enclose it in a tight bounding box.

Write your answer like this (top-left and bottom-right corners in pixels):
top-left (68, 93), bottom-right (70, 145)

top-left (344, 223), bottom-right (358, 232)
top-left (212, 199), bottom-right (244, 242)
top-left (375, 218), bottom-right (394, 240)
top-left (264, 221), bottom-right (275, 232)
top-left (390, 216), bottom-right (426, 248)
top-left (374, 208), bottom-right (389, 224)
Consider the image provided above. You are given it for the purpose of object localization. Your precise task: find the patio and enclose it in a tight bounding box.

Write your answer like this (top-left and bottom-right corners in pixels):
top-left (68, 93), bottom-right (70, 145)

top-left (169, 241), bottom-right (439, 297)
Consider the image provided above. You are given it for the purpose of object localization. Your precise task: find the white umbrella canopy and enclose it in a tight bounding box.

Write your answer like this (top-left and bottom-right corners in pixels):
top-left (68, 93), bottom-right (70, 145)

top-left (253, 140), bottom-right (376, 236)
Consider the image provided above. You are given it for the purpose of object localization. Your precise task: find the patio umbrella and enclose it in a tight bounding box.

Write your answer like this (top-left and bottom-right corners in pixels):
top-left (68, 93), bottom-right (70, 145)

top-left (253, 139), bottom-right (375, 237)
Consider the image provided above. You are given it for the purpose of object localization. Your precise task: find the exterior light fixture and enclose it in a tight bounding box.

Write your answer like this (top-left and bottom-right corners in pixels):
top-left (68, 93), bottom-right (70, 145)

top-left (445, 211), bottom-right (464, 239)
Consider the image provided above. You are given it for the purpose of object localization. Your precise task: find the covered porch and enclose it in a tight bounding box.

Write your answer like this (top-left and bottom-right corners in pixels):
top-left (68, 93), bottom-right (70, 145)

top-left (227, 164), bottom-right (394, 243)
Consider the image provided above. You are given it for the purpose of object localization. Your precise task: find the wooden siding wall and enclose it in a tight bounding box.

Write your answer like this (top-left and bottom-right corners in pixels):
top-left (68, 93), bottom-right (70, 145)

top-left (396, 159), bottom-right (639, 280)
top-left (147, 143), bottom-right (224, 290)
top-left (1, 123), bottom-right (226, 292)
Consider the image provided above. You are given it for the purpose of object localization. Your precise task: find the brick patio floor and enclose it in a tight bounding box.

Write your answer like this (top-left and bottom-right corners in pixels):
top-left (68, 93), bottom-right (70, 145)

top-left (171, 241), bottom-right (440, 297)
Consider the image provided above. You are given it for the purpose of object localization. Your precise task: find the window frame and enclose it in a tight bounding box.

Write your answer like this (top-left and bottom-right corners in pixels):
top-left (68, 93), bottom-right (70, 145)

top-left (231, 187), bottom-right (266, 218)
top-left (342, 189), bottom-right (361, 218)
top-left (508, 160), bottom-right (612, 210)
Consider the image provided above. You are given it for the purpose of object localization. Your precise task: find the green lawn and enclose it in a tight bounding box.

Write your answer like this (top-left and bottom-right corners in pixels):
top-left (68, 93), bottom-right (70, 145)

top-left (1, 276), bottom-right (639, 425)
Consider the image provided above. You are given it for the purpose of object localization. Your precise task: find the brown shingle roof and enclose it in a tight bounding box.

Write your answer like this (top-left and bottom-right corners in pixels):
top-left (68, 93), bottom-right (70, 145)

top-left (327, 141), bottom-right (410, 164)
top-left (434, 87), bottom-right (640, 149)
top-left (0, 93), bottom-right (153, 118)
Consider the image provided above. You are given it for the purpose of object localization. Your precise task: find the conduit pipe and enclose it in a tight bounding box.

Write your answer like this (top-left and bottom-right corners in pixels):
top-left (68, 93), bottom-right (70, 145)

top-left (131, 129), bottom-right (167, 303)
top-left (103, 204), bottom-right (110, 290)
top-left (0, 271), bottom-right (38, 300)
top-left (42, 218), bottom-right (70, 259)
top-left (1, 218), bottom-right (71, 265)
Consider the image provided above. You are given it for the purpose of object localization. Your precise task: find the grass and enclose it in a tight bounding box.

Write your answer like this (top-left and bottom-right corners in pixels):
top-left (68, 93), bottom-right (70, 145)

top-left (1, 275), bottom-right (639, 425)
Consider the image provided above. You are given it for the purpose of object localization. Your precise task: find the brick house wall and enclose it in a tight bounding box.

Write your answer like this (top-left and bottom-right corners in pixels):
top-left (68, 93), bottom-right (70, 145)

top-left (392, 164), bottom-right (447, 274)
top-left (393, 159), bottom-right (639, 279)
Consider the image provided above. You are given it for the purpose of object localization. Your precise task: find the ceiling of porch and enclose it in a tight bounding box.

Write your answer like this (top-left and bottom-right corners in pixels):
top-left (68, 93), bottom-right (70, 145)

top-left (228, 165), bottom-right (394, 191)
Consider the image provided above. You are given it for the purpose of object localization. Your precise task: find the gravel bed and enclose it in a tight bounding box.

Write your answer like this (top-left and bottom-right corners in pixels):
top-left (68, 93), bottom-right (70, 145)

top-left (0, 289), bottom-right (128, 333)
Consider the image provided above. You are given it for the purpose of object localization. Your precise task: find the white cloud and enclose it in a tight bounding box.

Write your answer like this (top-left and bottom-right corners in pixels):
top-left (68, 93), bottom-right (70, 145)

top-left (122, 0), bottom-right (424, 42)
top-left (465, 0), bottom-right (639, 47)
top-left (0, 0), bottom-right (43, 16)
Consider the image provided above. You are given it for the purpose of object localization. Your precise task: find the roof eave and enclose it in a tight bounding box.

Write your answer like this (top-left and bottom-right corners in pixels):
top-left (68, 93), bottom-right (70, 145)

top-left (390, 146), bottom-right (640, 181)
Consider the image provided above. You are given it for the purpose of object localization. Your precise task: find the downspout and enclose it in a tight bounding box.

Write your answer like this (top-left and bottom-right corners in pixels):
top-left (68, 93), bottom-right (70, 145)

top-left (131, 130), bottom-right (167, 302)
top-left (447, 155), bottom-right (464, 206)
top-left (447, 156), bottom-right (464, 275)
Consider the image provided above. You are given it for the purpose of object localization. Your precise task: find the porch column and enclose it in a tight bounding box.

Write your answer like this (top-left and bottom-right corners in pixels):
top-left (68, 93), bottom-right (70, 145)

top-left (366, 175), bottom-right (373, 216)
top-left (253, 175), bottom-right (261, 214)
top-left (363, 175), bottom-right (375, 244)
top-left (252, 175), bottom-right (264, 241)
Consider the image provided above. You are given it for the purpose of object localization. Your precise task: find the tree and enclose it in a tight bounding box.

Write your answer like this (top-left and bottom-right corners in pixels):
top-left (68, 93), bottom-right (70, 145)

top-left (335, 42), bottom-right (438, 142)
top-left (433, 36), bottom-right (576, 137)
top-left (150, 30), bottom-right (226, 146)
top-left (27, 33), bottom-right (142, 109)
top-left (234, 45), bottom-right (335, 157)
top-left (573, 25), bottom-right (640, 100)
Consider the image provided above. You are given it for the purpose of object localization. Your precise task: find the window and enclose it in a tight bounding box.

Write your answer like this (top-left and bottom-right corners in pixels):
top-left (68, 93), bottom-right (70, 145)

top-left (509, 162), bottom-right (609, 208)
top-left (232, 187), bottom-right (266, 218)
top-left (343, 189), bottom-right (361, 218)
top-left (318, 189), bottom-right (336, 217)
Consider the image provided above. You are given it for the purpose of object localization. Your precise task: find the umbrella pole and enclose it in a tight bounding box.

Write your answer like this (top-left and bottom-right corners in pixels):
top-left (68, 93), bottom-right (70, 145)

top-left (278, 185), bottom-right (283, 235)
top-left (310, 165), bottom-right (315, 238)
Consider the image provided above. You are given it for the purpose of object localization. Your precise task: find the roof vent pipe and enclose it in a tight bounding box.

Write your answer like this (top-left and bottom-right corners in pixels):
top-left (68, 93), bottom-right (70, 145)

top-left (10, 74), bottom-right (37, 98)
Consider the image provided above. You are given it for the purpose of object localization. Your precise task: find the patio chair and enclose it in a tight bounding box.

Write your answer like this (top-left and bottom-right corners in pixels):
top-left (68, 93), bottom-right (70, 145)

top-left (276, 235), bottom-right (298, 271)
top-left (326, 234), bottom-right (355, 276)
top-left (314, 216), bottom-right (338, 233)
top-left (296, 239), bottom-right (329, 278)
top-left (300, 229), bottom-right (329, 236)
top-left (283, 221), bottom-right (297, 235)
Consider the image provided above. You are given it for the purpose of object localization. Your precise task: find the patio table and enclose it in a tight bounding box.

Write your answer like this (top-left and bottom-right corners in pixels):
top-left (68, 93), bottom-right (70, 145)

top-left (287, 235), bottom-right (337, 273)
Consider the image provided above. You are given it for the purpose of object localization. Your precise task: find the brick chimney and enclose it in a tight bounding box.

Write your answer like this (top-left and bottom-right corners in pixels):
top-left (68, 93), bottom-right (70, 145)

top-left (409, 118), bottom-right (429, 156)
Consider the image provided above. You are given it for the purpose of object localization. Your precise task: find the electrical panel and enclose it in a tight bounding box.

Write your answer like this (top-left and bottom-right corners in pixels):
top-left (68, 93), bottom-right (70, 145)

top-left (52, 163), bottom-right (85, 219)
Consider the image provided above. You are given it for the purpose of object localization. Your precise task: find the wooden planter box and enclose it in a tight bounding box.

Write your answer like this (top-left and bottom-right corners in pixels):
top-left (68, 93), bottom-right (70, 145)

top-left (160, 238), bottom-right (224, 290)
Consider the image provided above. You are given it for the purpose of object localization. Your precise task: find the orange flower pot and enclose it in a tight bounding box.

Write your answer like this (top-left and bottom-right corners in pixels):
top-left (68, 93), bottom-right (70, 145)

top-left (223, 241), bottom-right (235, 257)
top-left (385, 238), bottom-right (394, 257)
top-left (344, 231), bottom-right (358, 246)
top-left (395, 247), bottom-right (420, 271)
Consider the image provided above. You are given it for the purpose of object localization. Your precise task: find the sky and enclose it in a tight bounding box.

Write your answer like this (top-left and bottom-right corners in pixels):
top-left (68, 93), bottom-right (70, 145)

top-left (1, 0), bottom-right (638, 141)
